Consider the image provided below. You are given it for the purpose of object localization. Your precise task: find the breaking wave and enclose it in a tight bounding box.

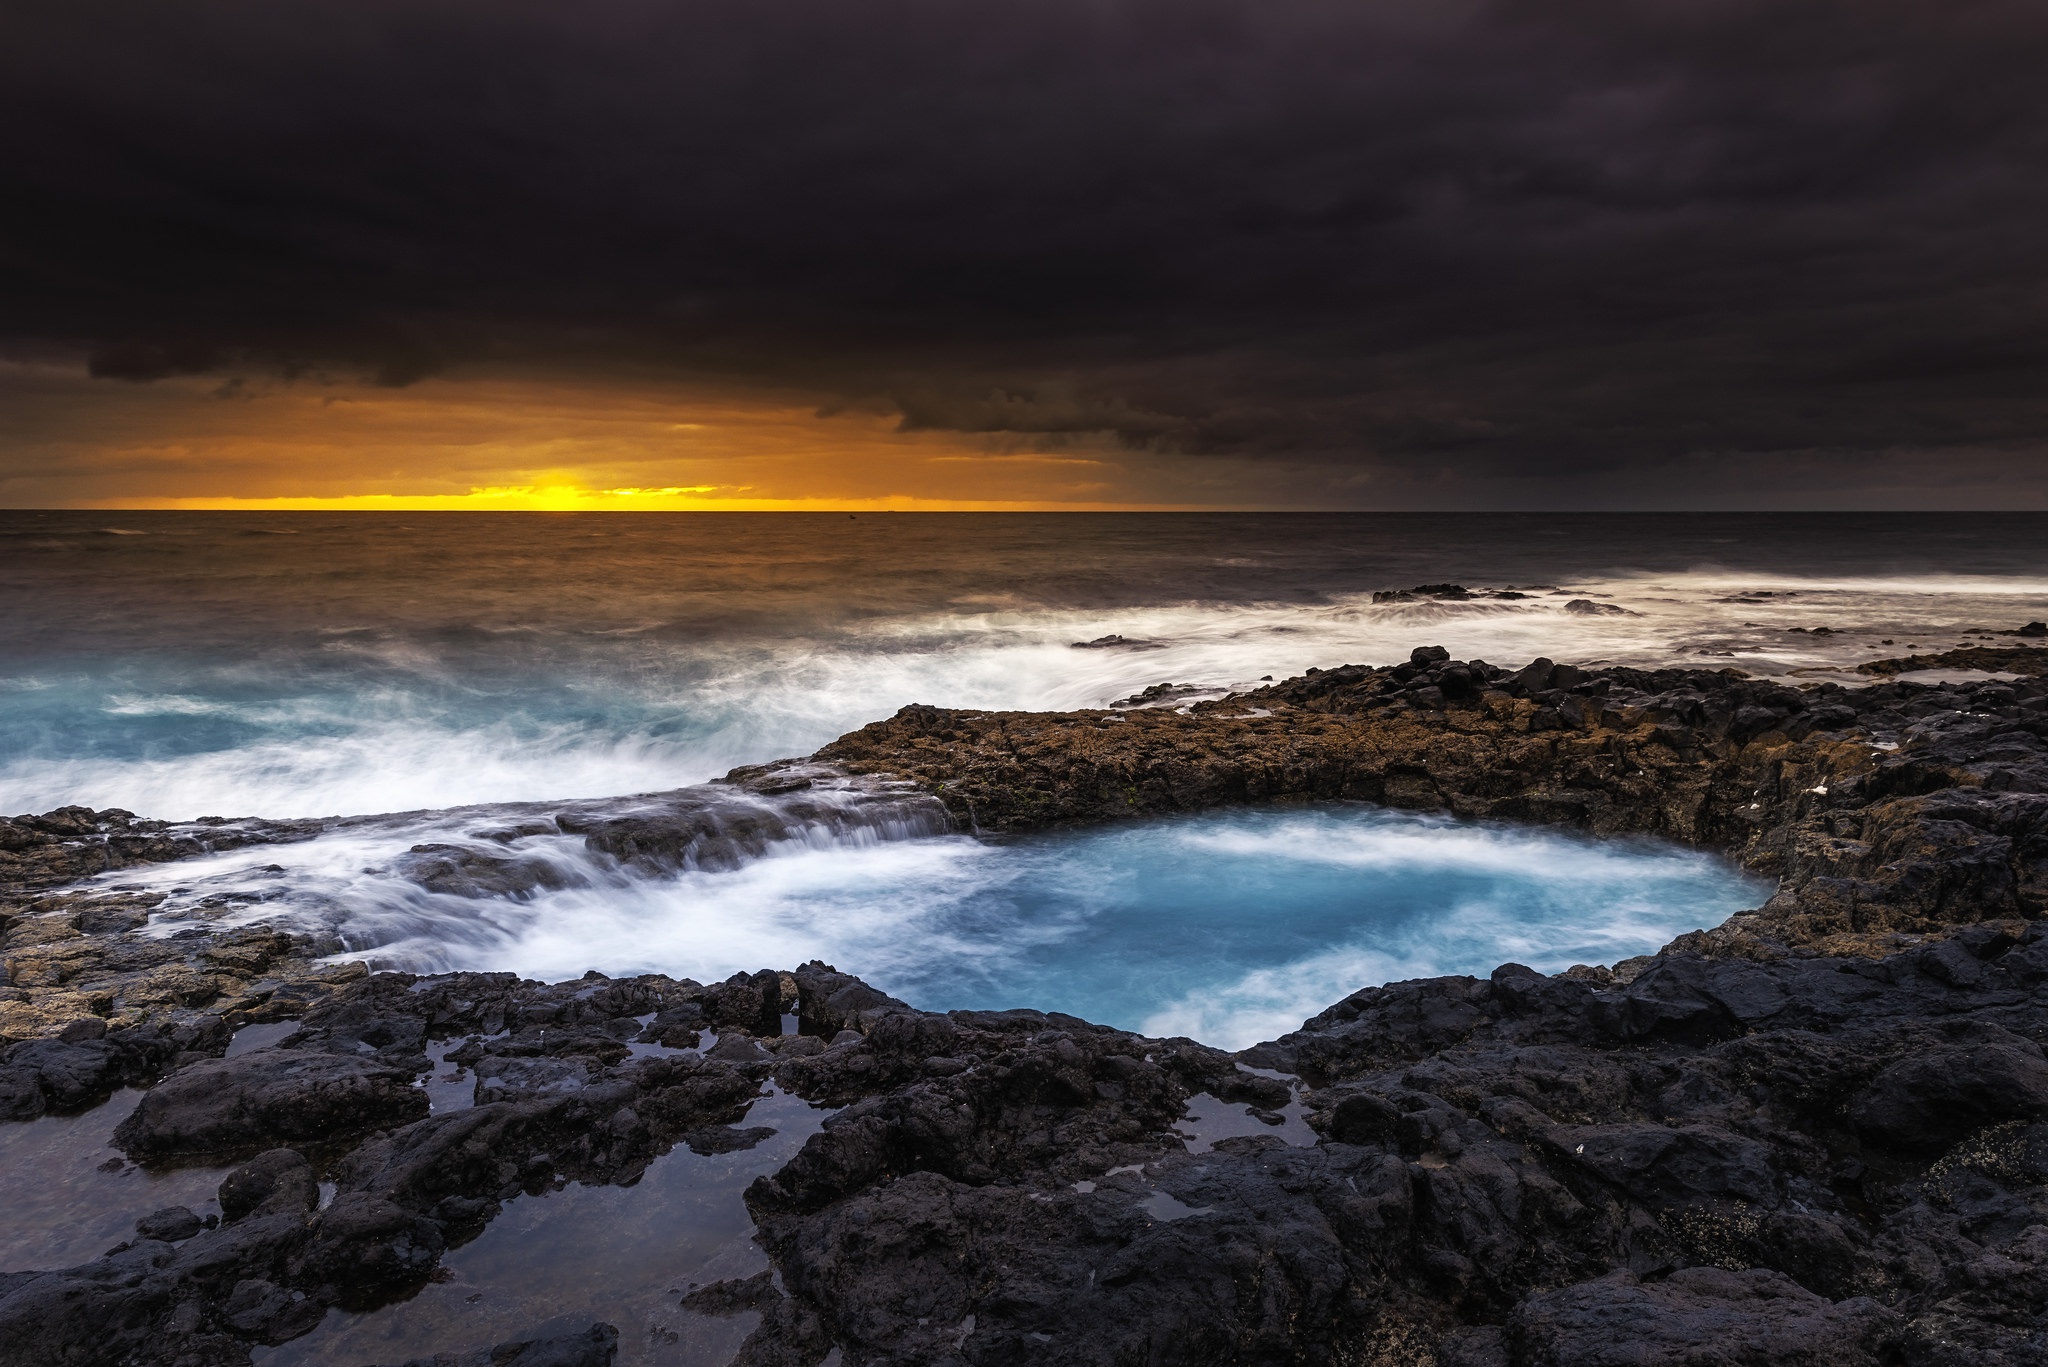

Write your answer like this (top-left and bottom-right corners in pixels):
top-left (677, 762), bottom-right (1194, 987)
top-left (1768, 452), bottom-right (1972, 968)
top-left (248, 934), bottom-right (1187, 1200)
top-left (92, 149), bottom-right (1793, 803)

top-left (9, 565), bottom-right (2045, 821)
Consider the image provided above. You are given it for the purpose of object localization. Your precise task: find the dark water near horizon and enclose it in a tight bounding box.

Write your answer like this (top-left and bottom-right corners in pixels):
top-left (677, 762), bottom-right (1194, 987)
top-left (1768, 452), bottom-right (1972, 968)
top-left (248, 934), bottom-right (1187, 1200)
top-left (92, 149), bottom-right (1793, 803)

top-left (7, 510), bottom-right (2045, 820)
top-left (4, 511), bottom-right (2043, 1045)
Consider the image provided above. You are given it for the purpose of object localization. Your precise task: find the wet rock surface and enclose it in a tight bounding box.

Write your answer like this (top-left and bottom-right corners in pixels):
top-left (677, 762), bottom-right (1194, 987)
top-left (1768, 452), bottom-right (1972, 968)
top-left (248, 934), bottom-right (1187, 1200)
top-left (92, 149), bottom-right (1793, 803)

top-left (1480, 1267), bottom-right (1900, 1366)
top-left (0, 809), bottom-right (324, 898)
top-left (0, 967), bottom-right (835, 1366)
top-left (8, 946), bottom-right (2048, 1363)
top-left (1857, 644), bottom-right (2048, 679)
top-left (4, 651), bottom-right (2048, 1364)
top-left (0, 773), bottom-right (944, 1043)
top-left (819, 650), bottom-right (2048, 956)
top-left (376, 1321), bottom-right (621, 1367)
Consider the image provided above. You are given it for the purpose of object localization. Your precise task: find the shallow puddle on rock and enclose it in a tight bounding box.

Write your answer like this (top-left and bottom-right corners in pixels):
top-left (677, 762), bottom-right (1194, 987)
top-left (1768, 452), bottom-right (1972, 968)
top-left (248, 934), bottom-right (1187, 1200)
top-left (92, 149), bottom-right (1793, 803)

top-left (1073, 1160), bottom-right (1222, 1225)
top-left (1140, 1190), bottom-right (1214, 1222)
top-left (255, 1086), bottom-right (834, 1367)
top-left (225, 1021), bottom-right (301, 1056)
top-left (415, 1036), bottom-right (481, 1113)
top-left (0, 1089), bottom-right (232, 1271)
top-left (1175, 1074), bottom-right (1317, 1154)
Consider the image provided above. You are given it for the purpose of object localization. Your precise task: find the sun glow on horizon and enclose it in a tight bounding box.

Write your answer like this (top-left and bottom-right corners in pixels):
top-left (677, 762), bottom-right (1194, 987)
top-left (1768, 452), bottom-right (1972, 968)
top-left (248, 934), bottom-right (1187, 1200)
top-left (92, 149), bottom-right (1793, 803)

top-left (92, 486), bottom-right (1178, 512)
top-left (2, 365), bottom-right (1234, 510)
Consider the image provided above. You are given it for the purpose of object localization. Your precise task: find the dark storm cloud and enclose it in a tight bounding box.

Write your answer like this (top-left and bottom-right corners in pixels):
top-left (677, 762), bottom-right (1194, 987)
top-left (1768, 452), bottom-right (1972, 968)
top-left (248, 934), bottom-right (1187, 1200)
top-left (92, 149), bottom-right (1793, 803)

top-left (4, 0), bottom-right (2047, 487)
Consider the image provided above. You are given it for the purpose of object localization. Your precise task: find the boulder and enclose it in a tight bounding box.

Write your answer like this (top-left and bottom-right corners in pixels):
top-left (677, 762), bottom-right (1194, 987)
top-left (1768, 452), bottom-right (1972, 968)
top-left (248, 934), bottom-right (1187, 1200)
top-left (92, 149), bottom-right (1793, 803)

top-left (219, 1149), bottom-right (320, 1222)
top-left (114, 1050), bottom-right (427, 1161)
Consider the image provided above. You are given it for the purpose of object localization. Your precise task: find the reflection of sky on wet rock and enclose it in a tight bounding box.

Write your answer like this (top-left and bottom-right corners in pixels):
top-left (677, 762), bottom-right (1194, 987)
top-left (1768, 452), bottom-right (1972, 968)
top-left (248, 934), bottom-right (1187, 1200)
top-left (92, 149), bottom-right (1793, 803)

top-left (110, 804), bottom-right (1771, 1052)
top-left (0, 1090), bottom-right (233, 1271)
top-left (254, 1086), bottom-right (831, 1367)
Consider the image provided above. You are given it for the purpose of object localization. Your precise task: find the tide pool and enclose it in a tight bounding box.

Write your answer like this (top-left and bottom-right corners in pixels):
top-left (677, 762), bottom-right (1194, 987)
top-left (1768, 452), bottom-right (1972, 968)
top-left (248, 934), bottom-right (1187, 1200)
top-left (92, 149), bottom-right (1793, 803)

top-left (117, 801), bottom-right (1773, 1050)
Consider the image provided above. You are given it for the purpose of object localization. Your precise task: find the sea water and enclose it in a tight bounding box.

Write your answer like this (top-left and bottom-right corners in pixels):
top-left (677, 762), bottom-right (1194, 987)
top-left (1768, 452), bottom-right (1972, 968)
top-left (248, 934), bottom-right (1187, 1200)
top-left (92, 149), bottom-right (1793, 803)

top-left (10, 511), bottom-right (2039, 1045)
top-left (6, 510), bottom-right (2045, 821)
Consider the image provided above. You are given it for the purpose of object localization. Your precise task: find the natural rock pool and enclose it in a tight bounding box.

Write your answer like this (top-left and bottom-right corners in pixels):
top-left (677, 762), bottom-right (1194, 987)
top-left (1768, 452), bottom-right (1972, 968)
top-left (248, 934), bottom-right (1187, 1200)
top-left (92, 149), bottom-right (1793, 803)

top-left (0, 1089), bottom-right (232, 1270)
top-left (116, 803), bottom-right (1772, 1051)
top-left (6, 648), bottom-right (2046, 1367)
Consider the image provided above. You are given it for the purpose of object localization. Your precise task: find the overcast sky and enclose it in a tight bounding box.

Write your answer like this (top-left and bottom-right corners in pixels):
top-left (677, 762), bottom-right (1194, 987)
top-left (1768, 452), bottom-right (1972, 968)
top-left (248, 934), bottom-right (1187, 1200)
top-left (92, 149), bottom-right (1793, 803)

top-left (4, 0), bottom-right (2046, 507)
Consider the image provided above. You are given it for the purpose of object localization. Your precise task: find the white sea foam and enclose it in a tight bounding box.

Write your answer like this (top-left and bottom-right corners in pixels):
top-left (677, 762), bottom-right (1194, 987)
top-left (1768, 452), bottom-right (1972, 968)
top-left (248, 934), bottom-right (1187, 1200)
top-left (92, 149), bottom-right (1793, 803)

top-left (117, 819), bottom-right (1037, 985)
top-left (7, 566), bottom-right (2042, 820)
top-left (1136, 891), bottom-right (1724, 1050)
top-left (0, 726), bottom-right (702, 822)
top-left (1137, 810), bottom-right (1753, 1046)
top-left (1174, 811), bottom-right (1732, 880)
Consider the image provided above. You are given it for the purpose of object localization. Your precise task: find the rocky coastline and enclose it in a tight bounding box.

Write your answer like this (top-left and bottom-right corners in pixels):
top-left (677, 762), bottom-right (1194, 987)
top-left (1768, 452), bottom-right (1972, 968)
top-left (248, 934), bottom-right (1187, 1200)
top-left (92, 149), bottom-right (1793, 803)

top-left (3, 644), bottom-right (2047, 1366)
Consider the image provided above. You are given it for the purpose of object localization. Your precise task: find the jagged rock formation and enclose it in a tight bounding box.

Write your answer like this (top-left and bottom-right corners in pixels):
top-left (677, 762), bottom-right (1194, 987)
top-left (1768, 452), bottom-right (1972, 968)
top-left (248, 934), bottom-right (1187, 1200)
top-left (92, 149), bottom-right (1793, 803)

top-left (1858, 644), bottom-right (2048, 678)
top-left (6, 942), bottom-right (2048, 1365)
top-left (0, 771), bottom-right (943, 1041)
top-left (0, 810), bottom-right (323, 895)
top-left (819, 650), bottom-right (2048, 953)
top-left (4, 651), bottom-right (2048, 1365)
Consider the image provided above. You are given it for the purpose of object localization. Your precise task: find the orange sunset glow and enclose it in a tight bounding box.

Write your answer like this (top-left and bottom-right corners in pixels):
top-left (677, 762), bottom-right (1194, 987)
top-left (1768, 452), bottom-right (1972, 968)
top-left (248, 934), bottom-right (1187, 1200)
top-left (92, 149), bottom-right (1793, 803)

top-left (2, 363), bottom-right (1241, 510)
top-left (5, 0), bottom-right (2046, 511)
top-left (6, 4), bottom-right (2048, 1363)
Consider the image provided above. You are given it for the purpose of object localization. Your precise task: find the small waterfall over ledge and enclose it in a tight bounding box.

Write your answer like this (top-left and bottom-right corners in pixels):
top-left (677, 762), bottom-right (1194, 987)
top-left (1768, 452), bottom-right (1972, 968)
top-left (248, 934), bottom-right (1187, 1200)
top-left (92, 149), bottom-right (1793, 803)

top-left (108, 765), bottom-right (955, 961)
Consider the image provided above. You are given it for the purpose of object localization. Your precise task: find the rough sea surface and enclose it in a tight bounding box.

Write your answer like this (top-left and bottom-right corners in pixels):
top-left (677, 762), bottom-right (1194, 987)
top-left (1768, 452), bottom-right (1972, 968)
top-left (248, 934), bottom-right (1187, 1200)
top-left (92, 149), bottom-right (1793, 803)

top-left (8, 510), bottom-right (2045, 820)
top-left (6, 511), bottom-right (2041, 1043)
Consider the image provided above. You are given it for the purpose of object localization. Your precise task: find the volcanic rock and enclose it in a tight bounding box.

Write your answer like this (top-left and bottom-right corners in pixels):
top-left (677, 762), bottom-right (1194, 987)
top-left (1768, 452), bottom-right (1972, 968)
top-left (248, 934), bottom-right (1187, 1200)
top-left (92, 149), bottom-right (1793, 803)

top-left (133, 1207), bottom-right (206, 1243)
top-left (1858, 643), bottom-right (2048, 677)
top-left (217, 1149), bottom-right (319, 1222)
top-left (1495, 1267), bottom-right (1899, 1366)
top-left (1069, 634), bottom-right (1163, 650)
top-left (7, 651), bottom-right (2048, 1365)
top-left (113, 1050), bottom-right (429, 1162)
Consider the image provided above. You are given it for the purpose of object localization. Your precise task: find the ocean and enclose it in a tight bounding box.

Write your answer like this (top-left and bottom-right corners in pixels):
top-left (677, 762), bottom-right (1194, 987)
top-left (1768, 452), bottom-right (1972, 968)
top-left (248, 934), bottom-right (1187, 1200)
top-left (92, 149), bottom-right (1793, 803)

top-left (5, 510), bottom-right (2041, 1044)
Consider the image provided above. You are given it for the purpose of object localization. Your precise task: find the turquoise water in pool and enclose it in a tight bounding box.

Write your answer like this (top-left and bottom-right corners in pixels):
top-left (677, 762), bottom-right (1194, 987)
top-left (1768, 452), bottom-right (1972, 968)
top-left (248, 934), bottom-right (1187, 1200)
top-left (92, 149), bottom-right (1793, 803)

top-left (882, 805), bottom-right (1773, 1046)
top-left (120, 802), bottom-right (1773, 1050)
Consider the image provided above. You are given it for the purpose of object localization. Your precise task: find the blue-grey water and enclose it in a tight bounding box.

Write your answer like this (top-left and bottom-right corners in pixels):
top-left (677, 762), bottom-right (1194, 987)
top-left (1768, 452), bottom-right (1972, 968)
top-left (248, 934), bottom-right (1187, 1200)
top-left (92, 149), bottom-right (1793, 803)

top-left (110, 803), bottom-right (1771, 1050)
top-left (8, 510), bottom-right (2045, 820)
top-left (9, 511), bottom-right (2043, 1044)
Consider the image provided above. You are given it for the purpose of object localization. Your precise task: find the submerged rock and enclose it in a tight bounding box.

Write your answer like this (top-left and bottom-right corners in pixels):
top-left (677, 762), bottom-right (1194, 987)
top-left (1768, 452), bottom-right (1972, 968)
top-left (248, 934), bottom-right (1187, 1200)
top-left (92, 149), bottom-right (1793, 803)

top-left (133, 1207), bottom-right (206, 1244)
